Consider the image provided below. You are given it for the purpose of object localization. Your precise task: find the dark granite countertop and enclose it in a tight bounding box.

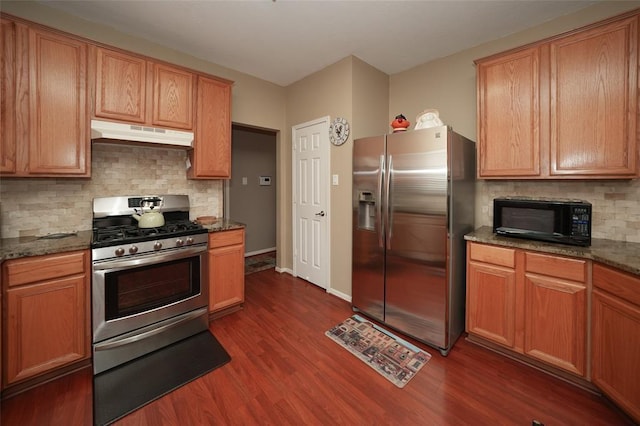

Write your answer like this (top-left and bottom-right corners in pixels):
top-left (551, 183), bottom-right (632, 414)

top-left (201, 219), bottom-right (246, 233)
top-left (0, 230), bottom-right (94, 261)
top-left (465, 226), bottom-right (640, 276)
top-left (0, 220), bottom-right (246, 261)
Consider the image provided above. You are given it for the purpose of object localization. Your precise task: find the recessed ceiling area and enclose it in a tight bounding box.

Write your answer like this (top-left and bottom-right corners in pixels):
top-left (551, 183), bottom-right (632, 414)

top-left (39, 0), bottom-right (599, 86)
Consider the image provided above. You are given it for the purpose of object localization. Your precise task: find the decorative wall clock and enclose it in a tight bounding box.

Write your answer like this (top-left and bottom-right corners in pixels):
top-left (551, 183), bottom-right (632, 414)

top-left (329, 117), bottom-right (350, 146)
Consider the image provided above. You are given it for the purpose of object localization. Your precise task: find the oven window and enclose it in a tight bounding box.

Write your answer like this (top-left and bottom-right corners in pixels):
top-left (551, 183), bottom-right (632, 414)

top-left (502, 207), bottom-right (554, 233)
top-left (105, 257), bottom-right (200, 320)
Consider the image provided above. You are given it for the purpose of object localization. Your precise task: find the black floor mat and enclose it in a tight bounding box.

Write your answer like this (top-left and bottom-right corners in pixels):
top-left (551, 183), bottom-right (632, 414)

top-left (93, 330), bottom-right (231, 425)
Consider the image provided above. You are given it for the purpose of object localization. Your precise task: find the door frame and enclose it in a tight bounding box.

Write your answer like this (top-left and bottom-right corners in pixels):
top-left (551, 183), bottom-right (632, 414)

top-left (291, 116), bottom-right (331, 291)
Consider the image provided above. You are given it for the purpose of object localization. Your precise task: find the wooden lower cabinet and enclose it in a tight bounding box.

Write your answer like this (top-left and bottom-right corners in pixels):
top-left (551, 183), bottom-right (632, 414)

top-left (467, 244), bottom-right (517, 347)
top-left (523, 252), bottom-right (587, 376)
top-left (466, 242), bottom-right (588, 377)
top-left (208, 228), bottom-right (245, 317)
top-left (592, 264), bottom-right (640, 423)
top-left (1, 250), bottom-right (90, 390)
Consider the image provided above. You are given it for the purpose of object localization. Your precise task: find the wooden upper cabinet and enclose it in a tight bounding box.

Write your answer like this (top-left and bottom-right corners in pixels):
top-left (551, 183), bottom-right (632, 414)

top-left (476, 11), bottom-right (639, 179)
top-left (1, 20), bottom-right (89, 177)
top-left (1, 18), bottom-right (18, 174)
top-left (28, 28), bottom-right (89, 176)
top-left (549, 15), bottom-right (638, 177)
top-left (92, 47), bottom-right (194, 130)
top-left (476, 46), bottom-right (541, 178)
top-left (188, 75), bottom-right (232, 179)
top-left (151, 63), bottom-right (194, 130)
top-left (93, 47), bottom-right (146, 123)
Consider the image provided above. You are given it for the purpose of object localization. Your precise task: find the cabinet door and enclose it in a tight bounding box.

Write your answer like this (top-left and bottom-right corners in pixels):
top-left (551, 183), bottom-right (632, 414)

top-left (467, 261), bottom-right (517, 348)
top-left (4, 276), bottom-right (88, 386)
top-left (189, 76), bottom-right (232, 178)
top-left (27, 27), bottom-right (89, 176)
top-left (93, 47), bottom-right (146, 123)
top-left (549, 15), bottom-right (638, 177)
top-left (1, 18), bottom-right (17, 174)
top-left (477, 46), bottom-right (541, 178)
top-left (209, 243), bottom-right (244, 312)
top-left (151, 63), bottom-right (194, 130)
top-left (592, 289), bottom-right (640, 423)
top-left (523, 273), bottom-right (586, 375)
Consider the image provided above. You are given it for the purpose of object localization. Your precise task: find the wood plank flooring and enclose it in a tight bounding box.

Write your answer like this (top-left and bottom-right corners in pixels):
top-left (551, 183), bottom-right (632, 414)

top-left (1, 269), bottom-right (634, 425)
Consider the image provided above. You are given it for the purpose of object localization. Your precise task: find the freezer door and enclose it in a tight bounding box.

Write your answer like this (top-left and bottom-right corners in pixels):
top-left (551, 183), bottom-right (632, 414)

top-left (352, 135), bottom-right (385, 321)
top-left (384, 127), bottom-right (449, 348)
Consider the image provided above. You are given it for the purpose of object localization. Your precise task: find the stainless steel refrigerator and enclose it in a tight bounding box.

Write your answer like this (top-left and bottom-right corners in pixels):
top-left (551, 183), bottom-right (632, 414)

top-left (352, 125), bottom-right (475, 355)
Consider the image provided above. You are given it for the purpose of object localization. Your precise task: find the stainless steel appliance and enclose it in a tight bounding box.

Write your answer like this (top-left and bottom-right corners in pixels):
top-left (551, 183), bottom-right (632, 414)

top-left (352, 126), bottom-right (476, 355)
top-left (91, 195), bottom-right (209, 374)
top-left (493, 197), bottom-right (592, 246)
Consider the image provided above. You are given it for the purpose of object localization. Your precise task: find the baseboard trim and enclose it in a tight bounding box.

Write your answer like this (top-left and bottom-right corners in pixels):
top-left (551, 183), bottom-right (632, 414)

top-left (245, 247), bottom-right (276, 257)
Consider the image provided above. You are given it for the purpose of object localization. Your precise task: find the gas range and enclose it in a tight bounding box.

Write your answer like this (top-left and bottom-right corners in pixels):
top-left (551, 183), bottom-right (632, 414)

top-left (91, 195), bottom-right (208, 262)
top-left (90, 194), bottom-right (210, 375)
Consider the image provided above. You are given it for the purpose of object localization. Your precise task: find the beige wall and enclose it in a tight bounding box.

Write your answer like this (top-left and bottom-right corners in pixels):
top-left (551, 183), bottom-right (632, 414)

top-left (285, 57), bottom-right (353, 295)
top-left (229, 127), bottom-right (277, 254)
top-left (390, 1), bottom-right (640, 243)
top-left (284, 57), bottom-right (388, 296)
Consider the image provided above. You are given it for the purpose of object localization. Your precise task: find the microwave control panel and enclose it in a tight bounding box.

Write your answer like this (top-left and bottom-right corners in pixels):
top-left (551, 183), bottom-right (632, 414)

top-left (570, 206), bottom-right (591, 238)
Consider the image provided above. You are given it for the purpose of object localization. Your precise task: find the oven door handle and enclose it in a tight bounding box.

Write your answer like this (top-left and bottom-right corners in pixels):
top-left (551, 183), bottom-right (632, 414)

top-left (94, 307), bottom-right (208, 351)
top-left (93, 245), bottom-right (206, 271)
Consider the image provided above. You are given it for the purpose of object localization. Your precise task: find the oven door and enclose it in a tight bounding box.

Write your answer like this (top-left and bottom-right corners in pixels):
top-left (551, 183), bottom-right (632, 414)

top-left (92, 246), bottom-right (208, 344)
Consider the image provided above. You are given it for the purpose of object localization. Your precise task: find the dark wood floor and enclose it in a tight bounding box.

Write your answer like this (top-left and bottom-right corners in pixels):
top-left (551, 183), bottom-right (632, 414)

top-left (1, 269), bottom-right (634, 425)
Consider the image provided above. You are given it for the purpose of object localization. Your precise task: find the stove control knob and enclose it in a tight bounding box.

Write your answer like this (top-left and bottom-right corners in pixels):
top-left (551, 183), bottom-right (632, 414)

top-left (153, 241), bottom-right (163, 251)
top-left (115, 247), bottom-right (125, 257)
top-left (186, 237), bottom-right (194, 245)
top-left (129, 246), bottom-right (138, 254)
top-left (176, 239), bottom-right (184, 247)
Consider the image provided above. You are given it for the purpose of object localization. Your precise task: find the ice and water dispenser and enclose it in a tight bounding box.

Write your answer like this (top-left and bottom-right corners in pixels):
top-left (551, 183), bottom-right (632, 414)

top-left (357, 190), bottom-right (376, 231)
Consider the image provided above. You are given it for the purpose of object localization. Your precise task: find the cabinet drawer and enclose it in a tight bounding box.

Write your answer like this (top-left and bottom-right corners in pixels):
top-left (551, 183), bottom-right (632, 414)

top-left (209, 229), bottom-right (244, 249)
top-left (4, 251), bottom-right (87, 287)
top-left (593, 263), bottom-right (640, 306)
top-left (468, 242), bottom-right (515, 268)
top-left (525, 252), bottom-right (587, 283)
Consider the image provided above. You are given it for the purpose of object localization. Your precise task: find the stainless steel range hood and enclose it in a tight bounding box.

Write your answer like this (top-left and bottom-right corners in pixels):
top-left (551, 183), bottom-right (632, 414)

top-left (90, 119), bottom-right (194, 148)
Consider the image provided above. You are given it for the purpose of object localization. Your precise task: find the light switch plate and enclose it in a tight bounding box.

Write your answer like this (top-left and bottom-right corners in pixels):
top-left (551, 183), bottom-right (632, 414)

top-left (332, 174), bottom-right (339, 185)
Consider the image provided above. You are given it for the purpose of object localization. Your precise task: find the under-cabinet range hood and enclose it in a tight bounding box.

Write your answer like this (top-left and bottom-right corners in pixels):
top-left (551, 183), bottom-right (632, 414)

top-left (90, 119), bottom-right (194, 148)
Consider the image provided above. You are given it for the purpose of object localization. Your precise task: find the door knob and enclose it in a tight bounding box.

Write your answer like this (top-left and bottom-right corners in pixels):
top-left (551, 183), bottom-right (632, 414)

top-left (315, 211), bottom-right (325, 217)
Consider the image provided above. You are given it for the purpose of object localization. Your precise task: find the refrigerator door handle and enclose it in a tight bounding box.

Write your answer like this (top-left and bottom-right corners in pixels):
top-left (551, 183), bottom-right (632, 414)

top-left (386, 154), bottom-right (393, 250)
top-left (378, 154), bottom-right (384, 248)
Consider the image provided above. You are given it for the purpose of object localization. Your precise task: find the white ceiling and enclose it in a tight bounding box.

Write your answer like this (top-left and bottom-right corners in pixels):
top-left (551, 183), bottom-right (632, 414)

top-left (39, 0), bottom-right (599, 86)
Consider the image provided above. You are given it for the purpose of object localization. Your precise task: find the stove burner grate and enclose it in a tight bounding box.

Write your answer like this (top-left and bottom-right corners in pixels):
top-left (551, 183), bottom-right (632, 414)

top-left (92, 220), bottom-right (207, 248)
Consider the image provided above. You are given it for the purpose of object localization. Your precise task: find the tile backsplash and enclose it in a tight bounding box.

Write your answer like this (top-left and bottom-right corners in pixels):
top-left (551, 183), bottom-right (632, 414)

top-left (0, 144), bottom-right (223, 239)
top-left (2, 144), bottom-right (639, 243)
top-left (478, 179), bottom-right (640, 243)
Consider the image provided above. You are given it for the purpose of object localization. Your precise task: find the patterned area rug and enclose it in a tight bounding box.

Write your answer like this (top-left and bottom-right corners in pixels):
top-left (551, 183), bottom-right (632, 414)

top-left (325, 314), bottom-right (431, 388)
top-left (245, 251), bottom-right (276, 274)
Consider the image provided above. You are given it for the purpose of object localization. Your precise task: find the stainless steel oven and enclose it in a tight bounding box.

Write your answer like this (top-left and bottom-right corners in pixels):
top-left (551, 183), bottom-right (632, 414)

top-left (91, 195), bottom-right (210, 374)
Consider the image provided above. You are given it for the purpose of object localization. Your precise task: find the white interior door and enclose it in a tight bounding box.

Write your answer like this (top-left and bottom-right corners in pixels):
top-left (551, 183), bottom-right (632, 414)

top-left (292, 117), bottom-right (330, 289)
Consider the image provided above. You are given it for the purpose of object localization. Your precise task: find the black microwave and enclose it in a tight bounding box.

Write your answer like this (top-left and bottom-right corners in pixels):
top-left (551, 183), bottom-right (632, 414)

top-left (493, 198), bottom-right (592, 246)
